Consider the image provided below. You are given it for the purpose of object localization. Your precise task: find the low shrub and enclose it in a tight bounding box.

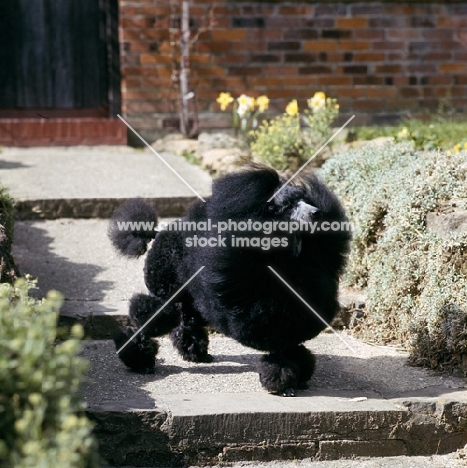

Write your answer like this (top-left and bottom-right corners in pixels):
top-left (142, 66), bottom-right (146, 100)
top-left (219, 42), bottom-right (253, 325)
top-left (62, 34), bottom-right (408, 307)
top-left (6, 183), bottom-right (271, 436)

top-left (354, 118), bottom-right (467, 152)
top-left (0, 279), bottom-right (99, 467)
top-left (250, 92), bottom-right (339, 171)
top-left (321, 142), bottom-right (467, 374)
top-left (0, 185), bottom-right (18, 284)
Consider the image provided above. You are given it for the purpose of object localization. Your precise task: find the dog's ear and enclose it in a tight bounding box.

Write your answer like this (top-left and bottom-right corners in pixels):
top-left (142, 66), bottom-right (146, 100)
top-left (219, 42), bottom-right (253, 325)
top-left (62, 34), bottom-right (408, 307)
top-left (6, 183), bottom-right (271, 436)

top-left (208, 166), bottom-right (281, 219)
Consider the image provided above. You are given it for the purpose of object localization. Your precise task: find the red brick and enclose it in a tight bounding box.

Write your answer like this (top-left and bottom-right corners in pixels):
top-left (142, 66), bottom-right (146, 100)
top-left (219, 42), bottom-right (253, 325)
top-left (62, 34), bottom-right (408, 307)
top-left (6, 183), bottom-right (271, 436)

top-left (121, 17), bottom-right (155, 29)
top-left (336, 18), bottom-right (368, 29)
top-left (333, 87), bottom-right (366, 98)
top-left (211, 29), bottom-right (246, 41)
top-left (439, 63), bottom-right (467, 73)
top-left (122, 90), bottom-right (156, 100)
top-left (196, 65), bottom-right (227, 77)
top-left (375, 64), bottom-right (403, 74)
top-left (353, 99), bottom-right (384, 111)
top-left (367, 87), bottom-right (398, 98)
top-left (140, 29), bottom-right (169, 41)
top-left (196, 41), bottom-right (230, 53)
top-left (278, 5), bottom-right (312, 15)
top-left (317, 76), bottom-right (352, 86)
top-left (387, 29), bottom-right (421, 40)
top-left (400, 87), bottom-right (422, 98)
top-left (353, 53), bottom-right (385, 62)
top-left (373, 41), bottom-right (406, 51)
top-left (339, 41), bottom-right (371, 51)
top-left (353, 30), bottom-right (385, 40)
top-left (258, 65), bottom-right (297, 76)
top-left (211, 77), bottom-right (246, 88)
top-left (248, 76), bottom-right (283, 86)
top-left (303, 41), bottom-right (338, 51)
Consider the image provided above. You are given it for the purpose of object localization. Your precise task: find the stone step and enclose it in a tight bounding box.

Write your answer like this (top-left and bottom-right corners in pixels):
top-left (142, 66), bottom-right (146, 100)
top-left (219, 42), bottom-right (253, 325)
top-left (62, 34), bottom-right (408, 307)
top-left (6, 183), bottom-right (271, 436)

top-left (81, 335), bottom-right (467, 466)
top-left (102, 455), bottom-right (466, 468)
top-left (12, 218), bottom-right (145, 337)
top-left (0, 146), bottom-right (211, 219)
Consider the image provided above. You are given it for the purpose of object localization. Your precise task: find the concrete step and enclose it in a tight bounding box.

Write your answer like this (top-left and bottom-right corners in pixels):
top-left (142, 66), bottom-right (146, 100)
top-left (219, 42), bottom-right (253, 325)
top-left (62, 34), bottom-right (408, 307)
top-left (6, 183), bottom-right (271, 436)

top-left (102, 455), bottom-right (466, 468)
top-left (12, 218), bottom-right (146, 337)
top-left (80, 335), bottom-right (467, 466)
top-left (0, 146), bottom-right (211, 219)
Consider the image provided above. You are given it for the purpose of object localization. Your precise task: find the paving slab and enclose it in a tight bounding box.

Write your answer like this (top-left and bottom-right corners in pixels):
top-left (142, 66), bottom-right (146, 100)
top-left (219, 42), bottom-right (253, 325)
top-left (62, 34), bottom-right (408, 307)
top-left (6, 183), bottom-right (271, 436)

top-left (80, 333), bottom-right (467, 466)
top-left (11, 218), bottom-right (152, 336)
top-left (0, 146), bottom-right (211, 218)
top-left (104, 455), bottom-right (466, 468)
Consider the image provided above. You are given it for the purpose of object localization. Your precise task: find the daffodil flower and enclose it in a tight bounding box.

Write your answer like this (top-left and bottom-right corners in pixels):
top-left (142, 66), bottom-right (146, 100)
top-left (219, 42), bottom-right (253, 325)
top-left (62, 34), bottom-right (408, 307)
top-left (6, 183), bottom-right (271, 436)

top-left (237, 94), bottom-right (256, 112)
top-left (308, 92), bottom-right (326, 112)
top-left (256, 95), bottom-right (270, 113)
top-left (216, 92), bottom-right (234, 111)
top-left (397, 127), bottom-right (409, 139)
top-left (285, 99), bottom-right (299, 116)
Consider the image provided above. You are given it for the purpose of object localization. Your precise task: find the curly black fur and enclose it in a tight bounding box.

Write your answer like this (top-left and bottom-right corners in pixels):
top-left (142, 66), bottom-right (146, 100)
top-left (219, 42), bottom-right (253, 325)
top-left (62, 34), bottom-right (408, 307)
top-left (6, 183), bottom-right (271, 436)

top-left (108, 198), bottom-right (157, 257)
top-left (110, 165), bottom-right (351, 396)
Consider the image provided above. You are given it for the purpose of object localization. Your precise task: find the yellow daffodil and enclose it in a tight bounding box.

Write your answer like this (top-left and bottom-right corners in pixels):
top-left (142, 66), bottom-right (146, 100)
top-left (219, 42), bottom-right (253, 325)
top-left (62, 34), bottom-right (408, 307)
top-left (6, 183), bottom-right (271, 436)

top-left (256, 95), bottom-right (269, 112)
top-left (464, 142), bottom-right (467, 150)
top-left (454, 143), bottom-right (461, 154)
top-left (397, 127), bottom-right (409, 139)
top-left (216, 92), bottom-right (234, 111)
top-left (308, 91), bottom-right (326, 111)
top-left (285, 99), bottom-right (299, 116)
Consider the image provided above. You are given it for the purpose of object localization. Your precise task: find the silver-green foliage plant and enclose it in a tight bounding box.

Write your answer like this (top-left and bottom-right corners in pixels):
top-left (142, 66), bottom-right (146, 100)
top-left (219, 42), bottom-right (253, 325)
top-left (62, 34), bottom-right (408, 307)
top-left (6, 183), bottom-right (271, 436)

top-left (321, 142), bottom-right (467, 372)
top-left (0, 279), bottom-right (98, 468)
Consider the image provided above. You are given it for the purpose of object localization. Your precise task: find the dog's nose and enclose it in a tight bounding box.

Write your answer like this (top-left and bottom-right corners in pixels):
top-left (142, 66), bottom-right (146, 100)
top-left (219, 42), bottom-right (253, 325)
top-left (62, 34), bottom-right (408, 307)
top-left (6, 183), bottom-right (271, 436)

top-left (291, 201), bottom-right (321, 222)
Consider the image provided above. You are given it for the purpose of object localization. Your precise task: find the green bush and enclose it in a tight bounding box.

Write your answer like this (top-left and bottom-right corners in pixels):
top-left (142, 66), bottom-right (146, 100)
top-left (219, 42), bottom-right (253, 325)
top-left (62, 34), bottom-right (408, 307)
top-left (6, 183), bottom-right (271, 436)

top-left (0, 185), bottom-right (14, 242)
top-left (0, 279), bottom-right (99, 467)
top-left (250, 92), bottom-right (339, 171)
top-left (321, 141), bottom-right (467, 373)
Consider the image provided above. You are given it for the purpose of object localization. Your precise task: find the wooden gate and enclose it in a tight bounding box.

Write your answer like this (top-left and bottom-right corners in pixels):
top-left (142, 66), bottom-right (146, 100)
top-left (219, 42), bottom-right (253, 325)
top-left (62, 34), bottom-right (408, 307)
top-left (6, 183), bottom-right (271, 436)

top-left (0, 0), bottom-right (120, 117)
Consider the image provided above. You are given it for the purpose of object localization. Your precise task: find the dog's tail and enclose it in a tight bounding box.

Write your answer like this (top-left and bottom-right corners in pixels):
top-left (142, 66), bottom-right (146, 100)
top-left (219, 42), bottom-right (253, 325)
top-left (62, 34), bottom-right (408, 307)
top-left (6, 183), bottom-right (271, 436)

top-left (108, 198), bottom-right (157, 257)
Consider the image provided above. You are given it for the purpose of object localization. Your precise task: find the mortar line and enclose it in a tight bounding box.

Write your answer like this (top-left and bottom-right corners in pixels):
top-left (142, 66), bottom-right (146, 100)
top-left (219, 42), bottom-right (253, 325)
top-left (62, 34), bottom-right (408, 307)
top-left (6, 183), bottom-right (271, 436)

top-left (267, 266), bottom-right (358, 355)
top-left (117, 114), bottom-right (206, 202)
top-left (267, 115), bottom-right (355, 202)
top-left (116, 266), bottom-right (205, 355)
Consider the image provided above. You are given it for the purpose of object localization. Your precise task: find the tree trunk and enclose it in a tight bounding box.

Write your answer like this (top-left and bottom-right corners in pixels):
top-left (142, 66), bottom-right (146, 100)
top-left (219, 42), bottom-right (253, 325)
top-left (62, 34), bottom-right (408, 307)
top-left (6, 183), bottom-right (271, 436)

top-left (179, 0), bottom-right (190, 136)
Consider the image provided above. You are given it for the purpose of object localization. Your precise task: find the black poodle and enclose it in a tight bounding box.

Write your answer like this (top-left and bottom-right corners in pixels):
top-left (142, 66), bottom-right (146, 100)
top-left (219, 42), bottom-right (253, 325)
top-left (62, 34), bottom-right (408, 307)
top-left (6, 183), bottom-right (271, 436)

top-left (109, 165), bottom-right (351, 396)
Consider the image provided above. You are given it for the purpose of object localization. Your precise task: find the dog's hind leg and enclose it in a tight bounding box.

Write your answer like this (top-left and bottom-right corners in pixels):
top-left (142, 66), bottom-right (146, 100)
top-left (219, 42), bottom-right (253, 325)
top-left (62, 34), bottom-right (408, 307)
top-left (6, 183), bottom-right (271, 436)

top-left (258, 345), bottom-right (315, 396)
top-left (114, 292), bottom-right (181, 373)
top-left (170, 298), bottom-right (212, 363)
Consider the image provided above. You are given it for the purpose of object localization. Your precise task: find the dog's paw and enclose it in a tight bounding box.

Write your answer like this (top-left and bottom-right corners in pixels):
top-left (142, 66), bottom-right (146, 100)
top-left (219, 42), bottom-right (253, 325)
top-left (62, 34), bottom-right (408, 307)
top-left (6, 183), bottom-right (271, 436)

top-left (194, 353), bottom-right (214, 363)
top-left (258, 353), bottom-right (300, 396)
top-left (114, 327), bottom-right (158, 373)
top-left (280, 387), bottom-right (296, 397)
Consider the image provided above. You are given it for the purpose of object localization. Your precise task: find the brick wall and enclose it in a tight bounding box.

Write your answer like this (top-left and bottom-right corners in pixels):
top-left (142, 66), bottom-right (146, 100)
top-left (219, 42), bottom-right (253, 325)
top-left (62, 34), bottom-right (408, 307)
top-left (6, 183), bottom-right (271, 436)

top-left (119, 0), bottom-right (467, 138)
top-left (0, 119), bottom-right (127, 147)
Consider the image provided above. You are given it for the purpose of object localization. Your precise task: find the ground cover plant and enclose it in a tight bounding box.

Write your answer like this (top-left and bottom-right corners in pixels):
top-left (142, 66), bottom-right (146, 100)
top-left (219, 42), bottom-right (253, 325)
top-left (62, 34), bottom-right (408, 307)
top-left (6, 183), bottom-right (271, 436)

top-left (354, 117), bottom-right (467, 153)
top-left (0, 279), bottom-right (98, 467)
top-left (321, 141), bottom-right (467, 374)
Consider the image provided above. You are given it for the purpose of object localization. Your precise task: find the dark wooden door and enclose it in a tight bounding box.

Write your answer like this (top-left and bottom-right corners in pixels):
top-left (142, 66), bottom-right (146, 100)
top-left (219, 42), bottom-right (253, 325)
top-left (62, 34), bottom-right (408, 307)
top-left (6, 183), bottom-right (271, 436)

top-left (0, 0), bottom-right (120, 117)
